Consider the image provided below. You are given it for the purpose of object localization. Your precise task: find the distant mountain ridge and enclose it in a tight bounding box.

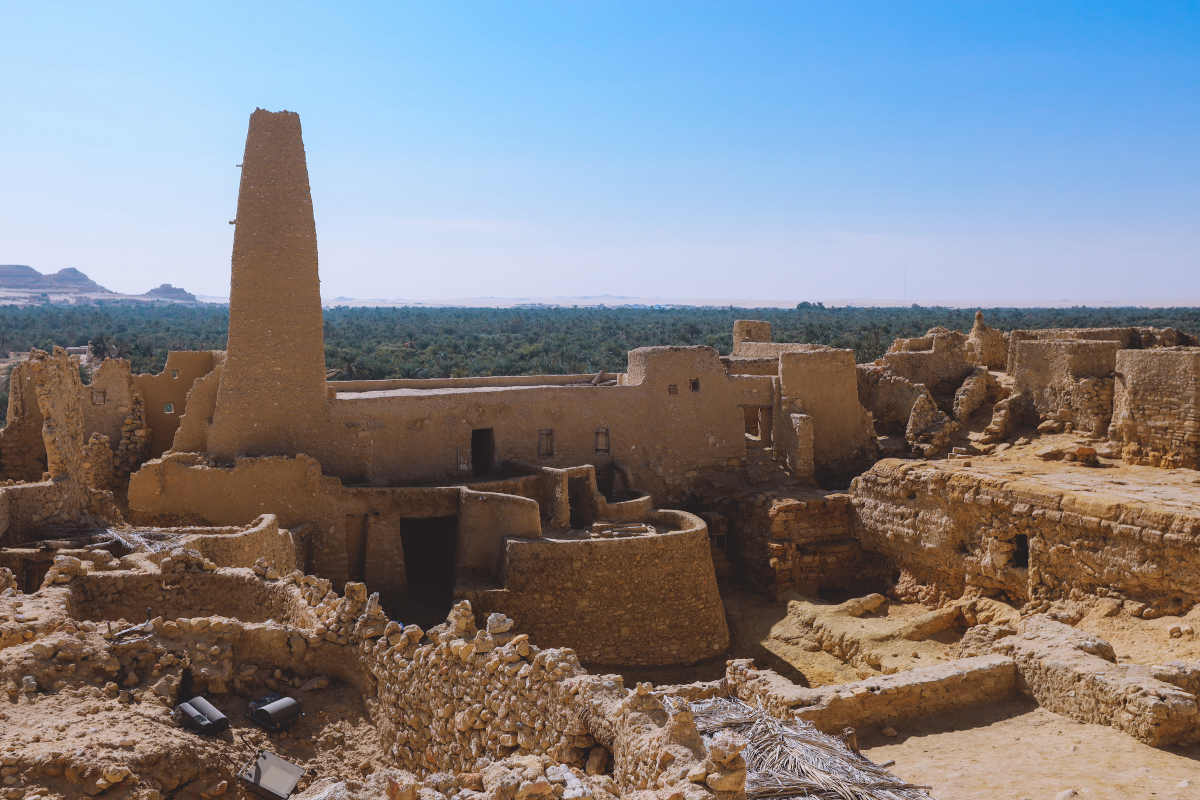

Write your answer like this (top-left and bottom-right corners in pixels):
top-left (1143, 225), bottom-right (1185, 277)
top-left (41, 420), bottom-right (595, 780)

top-left (0, 265), bottom-right (197, 305)
top-left (0, 265), bottom-right (110, 293)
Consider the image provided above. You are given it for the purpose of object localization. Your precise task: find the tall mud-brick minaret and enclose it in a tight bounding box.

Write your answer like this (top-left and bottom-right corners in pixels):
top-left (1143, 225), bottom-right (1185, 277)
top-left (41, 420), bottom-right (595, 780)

top-left (208, 109), bottom-right (329, 459)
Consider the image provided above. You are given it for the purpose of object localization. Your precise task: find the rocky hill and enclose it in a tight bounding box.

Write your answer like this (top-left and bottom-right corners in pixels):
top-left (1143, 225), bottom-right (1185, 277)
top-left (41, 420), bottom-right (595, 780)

top-left (143, 283), bottom-right (197, 303)
top-left (0, 265), bottom-right (110, 293)
top-left (0, 266), bottom-right (198, 305)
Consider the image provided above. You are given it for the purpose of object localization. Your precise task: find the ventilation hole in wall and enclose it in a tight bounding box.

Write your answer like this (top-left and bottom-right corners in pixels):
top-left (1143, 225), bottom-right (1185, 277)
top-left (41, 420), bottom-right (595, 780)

top-left (667, 384), bottom-right (679, 395)
top-left (1012, 534), bottom-right (1030, 568)
top-left (906, 492), bottom-right (917, 501)
top-left (689, 378), bottom-right (700, 392)
top-left (91, 390), bottom-right (106, 406)
top-left (163, 402), bottom-right (175, 414)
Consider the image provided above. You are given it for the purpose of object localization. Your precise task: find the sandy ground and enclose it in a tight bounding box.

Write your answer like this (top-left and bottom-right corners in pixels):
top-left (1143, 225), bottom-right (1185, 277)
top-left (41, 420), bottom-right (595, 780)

top-left (862, 698), bottom-right (1200, 800)
top-left (1076, 605), bottom-right (1200, 665)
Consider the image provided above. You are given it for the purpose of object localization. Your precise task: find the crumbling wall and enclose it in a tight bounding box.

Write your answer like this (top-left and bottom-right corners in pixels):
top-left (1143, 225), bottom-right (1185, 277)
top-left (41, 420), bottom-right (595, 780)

top-left (0, 361), bottom-right (46, 481)
top-left (170, 359), bottom-right (223, 453)
top-left (134, 350), bottom-right (219, 457)
top-left (467, 514), bottom-right (729, 666)
top-left (880, 328), bottom-right (974, 397)
top-left (993, 615), bottom-right (1200, 746)
top-left (851, 459), bottom-right (1200, 611)
top-left (1011, 339), bottom-right (1118, 434)
top-left (725, 655), bottom-right (1017, 732)
top-left (966, 311), bottom-right (1008, 370)
top-left (1005, 327), bottom-right (1196, 372)
top-left (1109, 348), bottom-right (1200, 469)
top-left (720, 490), bottom-right (886, 598)
top-left (777, 349), bottom-right (877, 483)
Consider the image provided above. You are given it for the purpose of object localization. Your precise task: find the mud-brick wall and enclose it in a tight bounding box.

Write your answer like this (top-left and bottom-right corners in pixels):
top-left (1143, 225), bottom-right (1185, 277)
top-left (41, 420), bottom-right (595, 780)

top-left (467, 520), bottom-right (729, 667)
top-left (851, 460), bottom-right (1200, 612)
top-left (0, 362), bottom-right (47, 481)
top-left (1110, 348), bottom-right (1200, 469)
top-left (1012, 339), bottom-right (1119, 434)
top-left (726, 491), bottom-right (884, 598)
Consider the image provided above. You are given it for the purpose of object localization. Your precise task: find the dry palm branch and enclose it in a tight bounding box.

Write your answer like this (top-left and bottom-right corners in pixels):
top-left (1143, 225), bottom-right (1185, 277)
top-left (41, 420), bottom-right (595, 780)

top-left (684, 697), bottom-right (936, 800)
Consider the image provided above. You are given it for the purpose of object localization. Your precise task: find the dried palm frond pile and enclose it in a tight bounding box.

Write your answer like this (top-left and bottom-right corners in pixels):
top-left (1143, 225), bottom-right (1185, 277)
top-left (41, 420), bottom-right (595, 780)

top-left (687, 697), bottom-right (936, 800)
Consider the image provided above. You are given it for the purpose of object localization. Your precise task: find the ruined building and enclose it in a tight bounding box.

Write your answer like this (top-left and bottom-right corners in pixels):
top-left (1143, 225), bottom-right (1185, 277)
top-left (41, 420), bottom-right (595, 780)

top-left (2, 109), bottom-right (1200, 798)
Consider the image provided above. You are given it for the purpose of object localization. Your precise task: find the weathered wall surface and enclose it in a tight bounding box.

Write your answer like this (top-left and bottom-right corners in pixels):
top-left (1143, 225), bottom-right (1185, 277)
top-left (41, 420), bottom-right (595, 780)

top-left (880, 329), bottom-right (974, 397)
top-left (1012, 340), bottom-right (1118, 433)
top-left (1109, 348), bottom-right (1200, 469)
top-left (314, 346), bottom-right (761, 503)
top-left (851, 459), bottom-right (1200, 612)
top-left (966, 311), bottom-right (1008, 370)
top-left (467, 513), bottom-right (730, 666)
top-left (778, 349), bottom-right (877, 483)
top-left (718, 490), bottom-right (884, 597)
top-left (725, 655), bottom-right (1017, 732)
top-left (207, 109), bottom-right (330, 459)
top-left (0, 361), bottom-right (46, 481)
top-left (1005, 326), bottom-right (1197, 372)
top-left (135, 350), bottom-right (218, 456)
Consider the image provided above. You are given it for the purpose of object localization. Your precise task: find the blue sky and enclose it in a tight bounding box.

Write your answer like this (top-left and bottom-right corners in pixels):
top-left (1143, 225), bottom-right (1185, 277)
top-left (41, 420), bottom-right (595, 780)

top-left (2, 1), bottom-right (1198, 304)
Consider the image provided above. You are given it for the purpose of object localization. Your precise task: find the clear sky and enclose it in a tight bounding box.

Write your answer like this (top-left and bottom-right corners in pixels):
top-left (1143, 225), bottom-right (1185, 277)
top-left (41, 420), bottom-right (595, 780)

top-left (3, 1), bottom-right (1198, 305)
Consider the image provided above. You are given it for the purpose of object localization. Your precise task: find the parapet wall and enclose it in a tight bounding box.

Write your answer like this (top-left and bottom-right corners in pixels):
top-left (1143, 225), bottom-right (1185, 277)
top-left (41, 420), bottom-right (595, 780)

top-left (1110, 348), bottom-right (1200, 469)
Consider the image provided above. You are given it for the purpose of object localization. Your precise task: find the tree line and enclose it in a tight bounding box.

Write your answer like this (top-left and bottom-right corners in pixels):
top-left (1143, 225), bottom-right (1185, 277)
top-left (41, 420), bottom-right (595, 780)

top-left (0, 302), bottom-right (1198, 410)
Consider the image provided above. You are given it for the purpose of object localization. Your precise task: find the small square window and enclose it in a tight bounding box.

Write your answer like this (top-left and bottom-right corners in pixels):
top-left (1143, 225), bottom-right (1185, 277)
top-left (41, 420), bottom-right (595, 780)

top-left (163, 402), bottom-right (175, 414)
top-left (537, 429), bottom-right (555, 458)
top-left (689, 378), bottom-right (700, 392)
top-left (170, 370), bottom-right (180, 380)
top-left (667, 384), bottom-right (679, 395)
top-left (91, 389), bottom-right (106, 406)
top-left (594, 427), bottom-right (610, 455)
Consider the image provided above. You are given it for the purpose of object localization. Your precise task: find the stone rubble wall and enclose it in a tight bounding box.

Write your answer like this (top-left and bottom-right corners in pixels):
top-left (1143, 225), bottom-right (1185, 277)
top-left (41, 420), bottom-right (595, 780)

top-left (1109, 348), bottom-right (1200, 469)
top-left (1011, 339), bottom-right (1118, 434)
top-left (850, 460), bottom-right (1200, 612)
top-left (0, 360), bottom-right (47, 481)
top-left (466, 514), bottom-right (729, 667)
top-left (719, 491), bottom-right (886, 599)
top-left (1006, 326), bottom-right (1197, 373)
top-left (723, 655), bottom-right (1017, 732)
top-left (992, 615), bottom-right (1200, 746)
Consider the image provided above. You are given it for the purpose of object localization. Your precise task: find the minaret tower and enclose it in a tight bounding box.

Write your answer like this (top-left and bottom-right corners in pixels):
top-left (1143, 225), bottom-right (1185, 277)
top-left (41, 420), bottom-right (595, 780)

top-left (208, 109), bottom-right (329, 458)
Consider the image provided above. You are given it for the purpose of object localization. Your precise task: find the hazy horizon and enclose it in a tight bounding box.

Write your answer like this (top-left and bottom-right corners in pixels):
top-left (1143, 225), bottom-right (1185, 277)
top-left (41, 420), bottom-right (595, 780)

top-left (3, 2), bottom-right (1198, 305)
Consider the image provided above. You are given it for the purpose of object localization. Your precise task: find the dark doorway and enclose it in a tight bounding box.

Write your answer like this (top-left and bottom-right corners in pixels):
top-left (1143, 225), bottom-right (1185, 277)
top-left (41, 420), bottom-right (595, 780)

top-left (568, 476), bottom-right (598, 529)
top-left (471, 428), bottom-right (495, 477)
top-left (1012, 534), bottom-right (1030, 569)
top-left (398, 516), bottom-right (458, 628)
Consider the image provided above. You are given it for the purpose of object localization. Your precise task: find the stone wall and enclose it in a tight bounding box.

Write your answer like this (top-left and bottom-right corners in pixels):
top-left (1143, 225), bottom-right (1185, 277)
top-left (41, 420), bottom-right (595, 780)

top-left (467, 511), bottom-right (729, 666)
top-left (1011, 339), bottom-right (1118, 434)
top-left (880, 328), bottom-right (974, 397)
top-left (1005, 326), bottom-right (1196, 372)
top-left (720, 490), bottom-right (885, 598)
top-left (134, 350), bottom-right (219, 456)
top-left (851, 459), bottom-right (1200, 612)
top-left (0, 361), bottom-right (46, 481)
top-left (777, 349), bottom-right (877, 484)
top-left (1109, 348), bottom-right (1200, 469)
top-left (724, 655), bottom-right (1017, 732)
